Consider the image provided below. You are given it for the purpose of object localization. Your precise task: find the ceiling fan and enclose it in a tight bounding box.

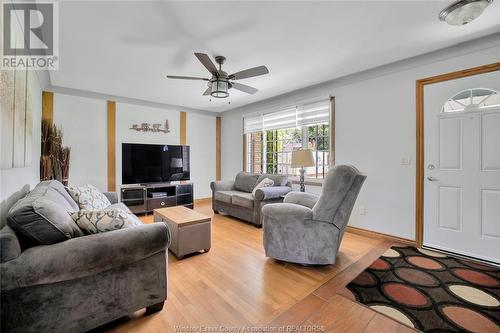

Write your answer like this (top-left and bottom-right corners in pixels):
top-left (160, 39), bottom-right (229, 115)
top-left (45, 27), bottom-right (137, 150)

top-left (167, 53), bottom-right (269, 98)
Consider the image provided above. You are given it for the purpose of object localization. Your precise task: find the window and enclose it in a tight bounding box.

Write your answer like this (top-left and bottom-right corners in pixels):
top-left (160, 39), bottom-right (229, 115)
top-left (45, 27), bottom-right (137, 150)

top-left (244, 99), bottom-right (333, 179)
top-left (442, 88), bottom-right (500, 113)
top-left (248, 131), bottom-right (263, 173)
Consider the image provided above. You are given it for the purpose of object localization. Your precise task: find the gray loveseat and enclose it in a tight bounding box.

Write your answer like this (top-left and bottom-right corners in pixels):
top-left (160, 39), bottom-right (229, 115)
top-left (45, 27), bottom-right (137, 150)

top-left (210, 172), bottom-right (292, 227)
top-left (0, 180), bottom-right (170, 333)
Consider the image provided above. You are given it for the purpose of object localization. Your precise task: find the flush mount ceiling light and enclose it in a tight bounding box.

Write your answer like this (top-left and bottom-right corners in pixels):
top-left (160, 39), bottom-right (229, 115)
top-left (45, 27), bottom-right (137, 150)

top-left (439, 0), bottom-right (493, 25)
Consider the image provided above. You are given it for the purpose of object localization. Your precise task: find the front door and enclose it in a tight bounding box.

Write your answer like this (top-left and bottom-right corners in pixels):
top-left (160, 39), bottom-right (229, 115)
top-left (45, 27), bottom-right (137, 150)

top-left (423, 71), bottom-right (500, 264)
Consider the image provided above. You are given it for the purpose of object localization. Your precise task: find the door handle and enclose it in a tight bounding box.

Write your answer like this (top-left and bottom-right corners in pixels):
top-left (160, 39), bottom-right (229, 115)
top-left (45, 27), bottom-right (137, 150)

top-left (427, 176), bottom-right (438, 181)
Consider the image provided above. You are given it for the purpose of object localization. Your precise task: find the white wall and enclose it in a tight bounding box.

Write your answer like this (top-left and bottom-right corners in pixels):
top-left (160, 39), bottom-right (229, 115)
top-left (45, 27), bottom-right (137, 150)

top-left (53, 94), bottom-right (107, 190)
top-left (51, 95), bottom-right (216, 200)
top-left (115, 103), bottom-right (180, 190)
top-left (186, 113), bottom-right (217, 199)
top-left (221, 40), bottom-right (500, 240)
top-left (0, 72), bottom-right (43, 227)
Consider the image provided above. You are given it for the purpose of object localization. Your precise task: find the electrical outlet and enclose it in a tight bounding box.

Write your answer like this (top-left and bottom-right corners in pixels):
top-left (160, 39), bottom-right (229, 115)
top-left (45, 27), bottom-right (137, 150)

top-left (359, 205), bottom-right (366, 216)
top-left (400, 156), bottom-right (411, 165)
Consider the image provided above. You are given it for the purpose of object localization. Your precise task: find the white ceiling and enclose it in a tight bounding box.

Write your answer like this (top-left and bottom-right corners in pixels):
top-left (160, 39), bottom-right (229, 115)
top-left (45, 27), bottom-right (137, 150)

top-left (50, 1), bottom-right (500, 112)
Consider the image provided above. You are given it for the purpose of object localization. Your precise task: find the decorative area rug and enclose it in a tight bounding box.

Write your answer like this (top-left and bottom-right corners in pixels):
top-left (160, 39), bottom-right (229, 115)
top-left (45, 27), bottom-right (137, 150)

top-left (345, 246), bottom-right (500, 332)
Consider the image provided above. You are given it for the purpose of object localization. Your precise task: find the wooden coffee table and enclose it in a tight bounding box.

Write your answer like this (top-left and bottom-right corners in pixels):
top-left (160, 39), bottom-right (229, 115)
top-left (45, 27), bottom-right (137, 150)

top-left (153, 206), bottom-right (211, 259)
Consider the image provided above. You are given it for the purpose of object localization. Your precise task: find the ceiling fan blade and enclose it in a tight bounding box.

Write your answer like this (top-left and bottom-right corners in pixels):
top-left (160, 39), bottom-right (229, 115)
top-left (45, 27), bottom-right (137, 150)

top-left (194, 53), bottom-right (218, 75)
top-left (230, 66), bottom-right (269, 80)
top-left (203, 87), bottom-right (211, 95)
top-left (231, 82), bottom-right (258, 95)
top-left (167, 75), bottom-right (209, 81)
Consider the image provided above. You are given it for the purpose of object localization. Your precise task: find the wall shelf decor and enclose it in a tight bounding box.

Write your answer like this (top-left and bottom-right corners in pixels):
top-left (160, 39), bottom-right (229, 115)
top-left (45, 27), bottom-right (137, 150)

top-left (129, 120), bottom-right (170, 133)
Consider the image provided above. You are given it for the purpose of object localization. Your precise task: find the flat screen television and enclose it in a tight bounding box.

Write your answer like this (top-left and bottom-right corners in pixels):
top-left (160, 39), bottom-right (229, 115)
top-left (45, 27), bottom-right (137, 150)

top-left (122, 143), bottom-right (190, 184)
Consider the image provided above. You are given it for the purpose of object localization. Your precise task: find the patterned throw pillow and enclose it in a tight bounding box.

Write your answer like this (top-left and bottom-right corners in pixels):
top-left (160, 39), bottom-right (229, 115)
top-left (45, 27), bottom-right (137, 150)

top-left (66, 184), bottom-right (111, 210)
top-left (71, 208), bottom-right (142, 234)
top-left (252, 177), bottom-right (274, 197)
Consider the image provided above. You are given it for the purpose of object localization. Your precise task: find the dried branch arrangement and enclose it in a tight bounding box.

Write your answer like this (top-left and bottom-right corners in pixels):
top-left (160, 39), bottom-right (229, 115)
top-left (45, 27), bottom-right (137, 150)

top-left (40, 120), bottom-right (71, 185)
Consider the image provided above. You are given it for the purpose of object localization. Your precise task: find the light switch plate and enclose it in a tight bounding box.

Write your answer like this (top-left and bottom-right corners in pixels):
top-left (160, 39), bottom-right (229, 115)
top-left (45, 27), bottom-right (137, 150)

top-left (359, 205), bottom-right (366, 216)
top-left (400, 156), bottom-right (411, 165)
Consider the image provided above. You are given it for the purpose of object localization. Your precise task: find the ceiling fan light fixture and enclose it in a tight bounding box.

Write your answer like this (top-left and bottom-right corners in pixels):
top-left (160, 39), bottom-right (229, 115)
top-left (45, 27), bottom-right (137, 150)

top-left (167, 53), bottom-right (268, 98)
top-left (439, 0), bottom-right (493, 25)
top-left (211, 80), bottom-right (229, 98)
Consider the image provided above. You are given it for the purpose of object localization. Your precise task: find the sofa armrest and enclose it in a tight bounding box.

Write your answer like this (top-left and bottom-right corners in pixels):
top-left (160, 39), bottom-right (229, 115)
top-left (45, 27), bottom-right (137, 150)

top-left (284, 191), bottom-right (319, 209)
top-left (254, 186), bottom-right (292, 201)
top-left (210, 180), bottom-right (235, 192)
top-left (0, 223), bottom-right (170, 291)
top-left (0, 226), bottom-right (21, 263)
top-left (103, 191), bottom-right (118, 204)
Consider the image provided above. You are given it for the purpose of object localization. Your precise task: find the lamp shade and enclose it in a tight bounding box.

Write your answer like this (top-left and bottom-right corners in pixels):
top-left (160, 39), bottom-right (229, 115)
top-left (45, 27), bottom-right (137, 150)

top-left (291, 149), bottom-right (315, 168)
top-left (170, 158), bottom-right (183, 168)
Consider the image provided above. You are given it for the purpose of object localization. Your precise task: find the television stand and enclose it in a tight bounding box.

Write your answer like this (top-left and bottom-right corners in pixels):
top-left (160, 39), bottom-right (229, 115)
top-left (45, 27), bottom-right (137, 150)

top-left (120, 182), bottom-right (193, 214)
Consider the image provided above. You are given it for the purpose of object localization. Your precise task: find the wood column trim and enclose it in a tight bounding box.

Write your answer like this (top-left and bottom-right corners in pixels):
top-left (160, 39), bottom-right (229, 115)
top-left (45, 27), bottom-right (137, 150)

top-left (242, 133), bottom-right (247, 171)
top-left (216, 116), bottom-right (221, 180)
top-left (42, 91), bottom-right (54, 123)
top-left (415, 61), bottom-right (500, 248)
top-left (107, 101), bottom-right (116, 192)
top-left (180, 111), bottom-right (186, 145)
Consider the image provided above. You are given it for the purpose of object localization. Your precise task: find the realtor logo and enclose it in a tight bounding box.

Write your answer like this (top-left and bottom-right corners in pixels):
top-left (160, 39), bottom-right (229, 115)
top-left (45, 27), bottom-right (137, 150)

top-left (2, 1), bottom-right (58, 70)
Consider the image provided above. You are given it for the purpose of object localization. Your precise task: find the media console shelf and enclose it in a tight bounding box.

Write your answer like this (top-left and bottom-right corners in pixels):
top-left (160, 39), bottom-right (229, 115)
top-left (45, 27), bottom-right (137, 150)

top-left (121, 182), bottom-right (194, 214)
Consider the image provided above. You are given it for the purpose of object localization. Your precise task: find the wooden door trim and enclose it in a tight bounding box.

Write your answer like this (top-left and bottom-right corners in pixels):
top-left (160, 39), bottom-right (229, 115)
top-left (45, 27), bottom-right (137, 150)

top-left (415, 62), bottom-right (500, 247)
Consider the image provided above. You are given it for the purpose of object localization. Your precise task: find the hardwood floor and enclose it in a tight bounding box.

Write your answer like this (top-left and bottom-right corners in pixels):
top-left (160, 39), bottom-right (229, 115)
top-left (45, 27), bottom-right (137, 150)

top-left (102, 201), bottom-right (414, 333)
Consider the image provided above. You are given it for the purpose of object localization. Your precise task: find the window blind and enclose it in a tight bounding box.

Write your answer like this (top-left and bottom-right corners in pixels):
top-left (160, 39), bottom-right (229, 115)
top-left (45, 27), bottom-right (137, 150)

top-left (243, 99), bottom-right (330, 133)
top-left (243, 114), bottom-right (262, 133)
top-left (296, 100), bottom-right (330, 127)
top-left (263, 107), bottom-right (297, 131)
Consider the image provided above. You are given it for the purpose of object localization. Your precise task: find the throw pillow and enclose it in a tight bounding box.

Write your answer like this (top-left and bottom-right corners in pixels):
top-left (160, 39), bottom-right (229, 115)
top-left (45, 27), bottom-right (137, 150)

top-left (71, 208), bottom-right (143, 234)
top-left (66, 184), bottom-right (111, 211)
top-left (252, 178), bottom-right (274, 197)
top-left (7, 181), bottom-right (84, 247)
top-left (234, 172), bottom-right (260, 193)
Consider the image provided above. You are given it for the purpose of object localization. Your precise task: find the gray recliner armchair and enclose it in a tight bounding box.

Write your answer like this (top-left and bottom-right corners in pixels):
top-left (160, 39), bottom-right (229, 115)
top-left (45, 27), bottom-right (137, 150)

top-left (262, 165), bottom-right (366, 265)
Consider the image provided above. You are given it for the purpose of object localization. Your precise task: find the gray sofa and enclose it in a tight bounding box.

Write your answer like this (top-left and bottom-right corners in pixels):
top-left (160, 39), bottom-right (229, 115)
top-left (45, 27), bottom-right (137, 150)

top-left (262, 165), bottom-right (366, 265)
top-left (0, 180), bottom-right (170, 333)
top-left (210, 172), bottom-right (292, 227)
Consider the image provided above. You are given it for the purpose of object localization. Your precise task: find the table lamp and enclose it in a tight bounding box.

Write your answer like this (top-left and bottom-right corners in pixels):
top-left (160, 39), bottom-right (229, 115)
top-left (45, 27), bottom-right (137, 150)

top-left (291, 149), bottom-right (315, 192)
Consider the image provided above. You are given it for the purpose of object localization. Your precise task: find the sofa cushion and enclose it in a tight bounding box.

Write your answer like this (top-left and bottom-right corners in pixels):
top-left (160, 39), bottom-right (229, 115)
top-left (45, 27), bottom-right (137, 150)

top-left (234, 172), bottom-right (259, 193)
top-left (7, 181), bottom-right (84, 246)
top-left (258, 174), bottom-right (288, 187)
top-left (232, 192), bottom-right (254, 209)
top-left (66, 184), bottom-right (111, 210)
top-left (107, 202), bottom-right (132, 214)
top-left (214, 190), bottom-right (238, 204)
top-left (71, 208), bottom-right (143, 234)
